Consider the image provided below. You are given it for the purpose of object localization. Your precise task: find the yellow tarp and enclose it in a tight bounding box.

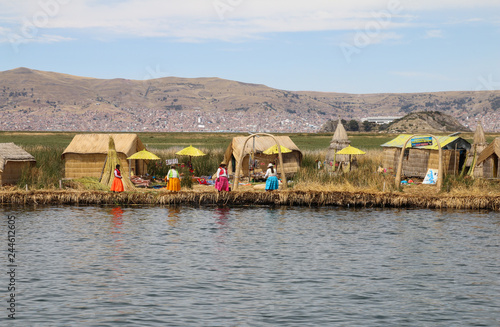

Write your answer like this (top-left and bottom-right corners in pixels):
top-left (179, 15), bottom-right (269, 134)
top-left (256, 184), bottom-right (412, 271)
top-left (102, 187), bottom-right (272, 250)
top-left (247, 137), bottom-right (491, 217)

top-left (381, 134), bottom-right (458, 150)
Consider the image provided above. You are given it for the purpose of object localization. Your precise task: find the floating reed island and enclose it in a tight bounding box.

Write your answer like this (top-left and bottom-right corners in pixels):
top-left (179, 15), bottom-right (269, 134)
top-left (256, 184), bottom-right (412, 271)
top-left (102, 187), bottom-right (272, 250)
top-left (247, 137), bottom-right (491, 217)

top-left (1, 189), bottom-right (499, 211)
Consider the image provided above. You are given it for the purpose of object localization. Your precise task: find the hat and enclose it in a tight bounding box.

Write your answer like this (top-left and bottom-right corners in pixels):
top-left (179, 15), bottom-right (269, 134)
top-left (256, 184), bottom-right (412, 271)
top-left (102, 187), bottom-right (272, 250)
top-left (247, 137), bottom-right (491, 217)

top-left (268, 163), bottom-right (273, 167)
top-left (220, 162), bottom-right (226, 166)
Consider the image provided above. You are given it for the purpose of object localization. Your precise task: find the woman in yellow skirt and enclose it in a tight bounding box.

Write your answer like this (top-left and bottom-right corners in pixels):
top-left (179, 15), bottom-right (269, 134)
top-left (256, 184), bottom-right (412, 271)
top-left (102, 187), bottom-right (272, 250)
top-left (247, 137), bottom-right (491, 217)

top-left (165, 165), bottom-right (181, 191)
top-left (111, 164), bottom-right (124, 192)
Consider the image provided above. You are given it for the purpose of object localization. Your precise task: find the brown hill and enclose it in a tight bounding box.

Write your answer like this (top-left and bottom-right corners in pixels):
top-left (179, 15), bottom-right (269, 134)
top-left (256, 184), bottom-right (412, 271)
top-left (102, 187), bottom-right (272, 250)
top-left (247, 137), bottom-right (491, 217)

top-left (1, 67), bottom-right (499, 132)
top-left (387, 111), bottom-right (471, 133)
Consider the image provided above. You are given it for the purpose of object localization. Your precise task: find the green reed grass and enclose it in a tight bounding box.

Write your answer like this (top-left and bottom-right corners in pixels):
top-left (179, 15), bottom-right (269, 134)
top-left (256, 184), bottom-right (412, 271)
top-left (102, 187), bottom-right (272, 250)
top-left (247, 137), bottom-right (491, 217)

top-left (18, 145), bottom-right (64, 189)
top-left (64, 177), bottom-right (109, 191)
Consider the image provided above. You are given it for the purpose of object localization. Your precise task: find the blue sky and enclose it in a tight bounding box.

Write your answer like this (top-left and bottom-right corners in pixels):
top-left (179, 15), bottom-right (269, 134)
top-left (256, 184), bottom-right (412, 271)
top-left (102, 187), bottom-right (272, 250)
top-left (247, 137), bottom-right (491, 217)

top-left (1, 0), bottom-right (499, 94)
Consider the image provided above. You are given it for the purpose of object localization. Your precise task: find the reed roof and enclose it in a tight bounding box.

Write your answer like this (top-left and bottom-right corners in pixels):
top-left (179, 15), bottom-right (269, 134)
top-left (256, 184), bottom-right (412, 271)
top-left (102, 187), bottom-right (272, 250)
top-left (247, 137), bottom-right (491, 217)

top-left (331, 119), bottom-right (349, 142)
top-left (473, 122), bottom-right (487, 145)
top-left (227, 136), bottom-right (301, 160)
top-left (477, 138), bottom-right (500, 164)
top-left (62, 134), bottom-right (145, 157)
top-left (0, 143), bottom-right (36, 171)
top-left (381, 134), bottom-right (470, 150)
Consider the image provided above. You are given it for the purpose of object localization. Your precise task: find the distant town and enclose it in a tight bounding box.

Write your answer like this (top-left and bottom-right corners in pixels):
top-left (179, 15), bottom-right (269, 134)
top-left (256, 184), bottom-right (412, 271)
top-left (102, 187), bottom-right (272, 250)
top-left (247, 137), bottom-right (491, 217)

top-left (1, 105), bottom-right (499, 133)
top-left (0, 106), bottom-right (327, 133)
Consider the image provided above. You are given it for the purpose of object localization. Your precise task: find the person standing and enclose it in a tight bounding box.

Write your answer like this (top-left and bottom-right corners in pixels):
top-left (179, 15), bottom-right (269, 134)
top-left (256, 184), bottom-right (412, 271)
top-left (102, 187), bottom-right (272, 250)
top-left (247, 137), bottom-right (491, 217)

top-left (215, 162), bottom-right (230, 192)
top-left (264, 163), bottom-right (279, 191)
top-left (111, 164), bottom-right (124, 192)
top-left (165, 165), bottom-right (181, 192)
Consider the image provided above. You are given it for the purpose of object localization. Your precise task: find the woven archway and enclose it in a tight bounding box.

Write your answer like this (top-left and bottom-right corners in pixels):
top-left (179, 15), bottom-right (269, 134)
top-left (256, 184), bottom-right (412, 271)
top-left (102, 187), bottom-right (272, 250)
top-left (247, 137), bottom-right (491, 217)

top-left (232, 133), bottom-right (287, 190)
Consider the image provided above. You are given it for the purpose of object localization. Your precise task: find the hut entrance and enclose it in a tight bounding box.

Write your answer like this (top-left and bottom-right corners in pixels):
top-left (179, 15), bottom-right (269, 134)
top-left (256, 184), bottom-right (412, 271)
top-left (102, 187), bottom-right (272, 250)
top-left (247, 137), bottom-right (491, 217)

top-left (494, 154), bottom-right (498, 178)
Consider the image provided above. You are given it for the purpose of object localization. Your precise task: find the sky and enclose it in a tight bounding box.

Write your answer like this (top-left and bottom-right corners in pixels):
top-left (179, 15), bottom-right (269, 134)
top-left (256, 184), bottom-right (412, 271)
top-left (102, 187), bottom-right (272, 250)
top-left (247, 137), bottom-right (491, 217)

top-left (0, 0), bottom-right (499, 94)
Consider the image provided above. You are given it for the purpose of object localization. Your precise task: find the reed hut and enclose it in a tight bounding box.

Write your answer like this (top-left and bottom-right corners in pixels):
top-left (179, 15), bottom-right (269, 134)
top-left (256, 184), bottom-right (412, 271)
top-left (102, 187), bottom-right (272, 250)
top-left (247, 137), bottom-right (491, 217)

top-left (0, 143), bottom-right (36, 185)
top-left (223, 136), bottom-right (302, 177)
top-left (381, 134), bottom-right (471, 178)
top-left (464, 122), bottom-right (488, 177)
top-left (476, 137), bottom-right (500, 179)
top-left (325, 119), bottom-right (351, 166)
top-left (62, 134), bottom-right (146, 179)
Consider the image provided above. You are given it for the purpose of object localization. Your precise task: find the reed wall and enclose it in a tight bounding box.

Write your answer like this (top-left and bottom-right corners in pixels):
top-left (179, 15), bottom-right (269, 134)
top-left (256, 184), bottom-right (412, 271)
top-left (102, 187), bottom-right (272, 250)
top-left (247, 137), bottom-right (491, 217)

top-left (482, 155), bottom-right (499, 178)
top-left (64, 153), bottom-right (146, 179)
top-left (0, 161), bottom-right (34, 185)
top-left (383, 148), bottom-right (462, 178)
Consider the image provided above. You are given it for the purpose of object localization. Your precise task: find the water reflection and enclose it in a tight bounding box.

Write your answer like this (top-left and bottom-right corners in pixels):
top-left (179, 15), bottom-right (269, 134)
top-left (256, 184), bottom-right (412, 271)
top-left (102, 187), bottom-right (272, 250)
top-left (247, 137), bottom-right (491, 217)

top-left (110, 206), bottom-right (124, 233)
top-left (167, 206), bottom-right (181, 227)
top-left (215, 207), bottom-right (230, 226)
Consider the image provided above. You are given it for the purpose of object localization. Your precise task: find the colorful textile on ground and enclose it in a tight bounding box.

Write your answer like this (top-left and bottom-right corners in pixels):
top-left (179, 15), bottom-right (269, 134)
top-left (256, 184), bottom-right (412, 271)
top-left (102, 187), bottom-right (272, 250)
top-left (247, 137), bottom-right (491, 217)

top-left (111, 176), bottom-right (124, 192)
top-left (215, 176), bottom-right (230, 191)
top-left (167, 177), bottom-right (181, 191)
top-left (265, 176), bottom-right (279, 190)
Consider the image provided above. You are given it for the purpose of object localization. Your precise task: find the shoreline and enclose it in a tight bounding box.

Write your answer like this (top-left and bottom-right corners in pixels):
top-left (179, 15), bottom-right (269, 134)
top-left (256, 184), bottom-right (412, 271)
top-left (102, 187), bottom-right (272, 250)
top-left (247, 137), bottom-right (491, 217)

top-left (1, 190), bottom-right (499, 211)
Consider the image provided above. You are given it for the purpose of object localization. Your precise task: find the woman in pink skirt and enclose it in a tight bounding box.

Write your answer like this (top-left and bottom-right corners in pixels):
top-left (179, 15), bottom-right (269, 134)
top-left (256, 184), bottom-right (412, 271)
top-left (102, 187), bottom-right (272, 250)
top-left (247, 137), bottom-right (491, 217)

top-left (215, 162), bottom-right (230, 192)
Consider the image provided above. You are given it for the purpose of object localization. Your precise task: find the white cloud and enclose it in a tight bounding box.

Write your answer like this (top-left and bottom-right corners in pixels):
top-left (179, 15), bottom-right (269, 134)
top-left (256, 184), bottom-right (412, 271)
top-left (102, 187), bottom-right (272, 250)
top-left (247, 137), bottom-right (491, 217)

top-left (0, 0), bottom-right (499, 42)
top-left (424, 29), bottom-right (444, 38)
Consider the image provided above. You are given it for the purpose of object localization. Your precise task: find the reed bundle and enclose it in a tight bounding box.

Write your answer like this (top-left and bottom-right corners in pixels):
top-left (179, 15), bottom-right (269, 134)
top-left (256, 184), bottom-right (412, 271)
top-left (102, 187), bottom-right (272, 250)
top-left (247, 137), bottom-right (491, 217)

top-left (99, 137), bottom-right (135, 191)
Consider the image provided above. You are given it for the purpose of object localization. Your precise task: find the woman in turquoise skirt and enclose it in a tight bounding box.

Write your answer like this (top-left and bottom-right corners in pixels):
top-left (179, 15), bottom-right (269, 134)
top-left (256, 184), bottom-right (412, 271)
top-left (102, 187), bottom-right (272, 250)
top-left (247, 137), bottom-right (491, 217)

top-left (264, 163), bottom-right (279, 191)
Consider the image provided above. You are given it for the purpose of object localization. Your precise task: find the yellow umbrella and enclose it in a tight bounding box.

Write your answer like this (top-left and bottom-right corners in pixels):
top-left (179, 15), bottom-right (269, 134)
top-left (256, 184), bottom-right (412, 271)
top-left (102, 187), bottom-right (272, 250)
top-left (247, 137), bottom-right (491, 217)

top-left (263, 144), bottom-right (292, 155)
top-left (175, 145), bottom-right (206, 157)
top-left (126, 149), bottom-right (161, 177)
top-left (336, 146), bottom-right (365, 172)
top-left (127, 149), bottom-right (161, 160)
top-left (175, 145), bottom-right (206, 167)
top-left (336, 145), bottom-right (366, 155)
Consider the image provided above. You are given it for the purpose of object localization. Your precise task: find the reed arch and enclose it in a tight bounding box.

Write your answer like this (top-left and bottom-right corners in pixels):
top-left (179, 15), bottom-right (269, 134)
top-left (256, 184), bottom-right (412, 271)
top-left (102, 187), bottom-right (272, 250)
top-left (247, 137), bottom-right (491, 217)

top-left (395, 134), bottom-right (443, 189)
top-left (232, 133), bottom-right (287, 190)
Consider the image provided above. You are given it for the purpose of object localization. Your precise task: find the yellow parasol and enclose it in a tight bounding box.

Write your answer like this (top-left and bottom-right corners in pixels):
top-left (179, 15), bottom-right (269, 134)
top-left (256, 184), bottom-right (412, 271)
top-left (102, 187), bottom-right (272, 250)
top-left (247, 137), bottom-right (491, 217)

top-left (175, 145), bottom-right (206, 165)
top-left (336, 146), bottom-right (365, 171)
top-left (127, 149), bottom-right (161, 160)
top-left (263, 144), bottom-right (292, 155)
top-left (336, 145), bottom-right (366, 155)
top-left (175, 145), bottom-right (206, 157)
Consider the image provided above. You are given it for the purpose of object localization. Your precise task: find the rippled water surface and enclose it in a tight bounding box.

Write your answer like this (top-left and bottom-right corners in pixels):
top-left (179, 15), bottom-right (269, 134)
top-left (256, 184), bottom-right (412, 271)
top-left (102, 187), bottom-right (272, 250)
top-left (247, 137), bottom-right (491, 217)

top-left (1, 206), bottom-right (499, 326)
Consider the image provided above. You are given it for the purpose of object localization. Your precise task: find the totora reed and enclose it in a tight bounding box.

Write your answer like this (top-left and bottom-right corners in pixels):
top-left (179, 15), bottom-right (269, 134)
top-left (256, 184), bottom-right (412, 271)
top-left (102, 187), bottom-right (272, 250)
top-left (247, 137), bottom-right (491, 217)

top-left (0, 189), bottom-right (499, 211)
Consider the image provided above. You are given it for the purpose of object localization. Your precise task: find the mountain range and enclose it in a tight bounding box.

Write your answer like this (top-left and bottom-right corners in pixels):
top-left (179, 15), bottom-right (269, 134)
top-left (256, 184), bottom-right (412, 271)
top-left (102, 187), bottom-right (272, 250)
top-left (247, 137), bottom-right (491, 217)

top-left (1, 67), bottom-right (499, 132)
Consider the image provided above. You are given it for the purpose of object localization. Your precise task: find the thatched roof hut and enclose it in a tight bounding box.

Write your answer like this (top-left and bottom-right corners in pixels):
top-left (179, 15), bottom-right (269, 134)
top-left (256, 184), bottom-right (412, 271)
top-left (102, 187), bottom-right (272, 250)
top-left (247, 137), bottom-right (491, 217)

top-left (62, 134), bottom-right (146, 179)
top-left (476, 137), bottom-right (500, 179)
top-left (325, 119), bottom-right (351, 164)
top-left (381, 134), bottom-right (471, 178)
top-left (0, 143), bottom-right (36, 185)
top-left (223, 136), bottom-right (302, 177)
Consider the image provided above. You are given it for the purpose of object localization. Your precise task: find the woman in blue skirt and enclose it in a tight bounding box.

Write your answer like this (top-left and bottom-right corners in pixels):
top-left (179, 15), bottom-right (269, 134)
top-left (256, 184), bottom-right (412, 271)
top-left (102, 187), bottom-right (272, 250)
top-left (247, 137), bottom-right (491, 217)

top-left (264, 163), bottom-right (279, 191)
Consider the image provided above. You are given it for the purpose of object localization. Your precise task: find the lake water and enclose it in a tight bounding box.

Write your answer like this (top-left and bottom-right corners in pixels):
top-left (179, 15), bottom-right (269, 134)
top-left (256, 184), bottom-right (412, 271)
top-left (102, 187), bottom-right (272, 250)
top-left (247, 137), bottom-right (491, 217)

top-left (1, 206), bottom-right (499, 326)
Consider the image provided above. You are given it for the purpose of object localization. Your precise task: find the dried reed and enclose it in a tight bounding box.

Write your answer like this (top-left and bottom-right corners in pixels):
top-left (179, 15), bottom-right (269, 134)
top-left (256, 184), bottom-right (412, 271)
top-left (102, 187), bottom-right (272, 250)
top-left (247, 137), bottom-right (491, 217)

top-left (100, 136), bottom-right (135, 191)
top-left (0, 189), bottom-right (498, 210)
